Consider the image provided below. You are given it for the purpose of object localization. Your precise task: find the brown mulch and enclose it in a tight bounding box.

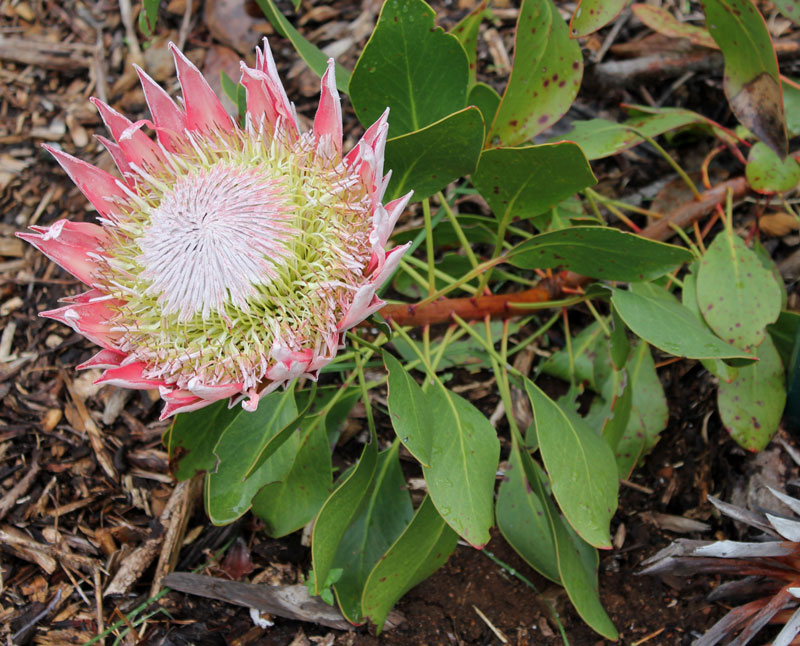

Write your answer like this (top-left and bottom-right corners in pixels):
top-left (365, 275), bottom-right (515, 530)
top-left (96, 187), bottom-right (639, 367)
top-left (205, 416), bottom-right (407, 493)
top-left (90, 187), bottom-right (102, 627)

top-left (2, 1), bottom-right (800, 645)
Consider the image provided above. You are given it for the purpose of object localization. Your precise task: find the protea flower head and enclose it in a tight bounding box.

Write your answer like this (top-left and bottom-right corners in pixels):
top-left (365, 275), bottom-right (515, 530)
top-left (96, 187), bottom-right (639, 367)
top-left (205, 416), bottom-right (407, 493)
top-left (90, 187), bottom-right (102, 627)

top-left (19, 40), bottom-right (410, 419)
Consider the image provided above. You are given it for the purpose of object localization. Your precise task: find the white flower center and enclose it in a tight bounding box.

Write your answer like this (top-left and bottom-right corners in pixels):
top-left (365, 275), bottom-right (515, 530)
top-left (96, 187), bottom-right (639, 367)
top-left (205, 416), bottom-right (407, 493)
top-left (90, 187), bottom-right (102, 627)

top-left (137, 163), bottom-right (294, 321)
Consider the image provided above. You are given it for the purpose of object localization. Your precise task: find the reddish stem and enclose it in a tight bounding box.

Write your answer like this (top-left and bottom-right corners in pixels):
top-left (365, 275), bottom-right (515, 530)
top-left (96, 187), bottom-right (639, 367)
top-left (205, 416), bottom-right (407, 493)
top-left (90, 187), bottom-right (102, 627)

top-left (376, 176), bottom-right (749, 328)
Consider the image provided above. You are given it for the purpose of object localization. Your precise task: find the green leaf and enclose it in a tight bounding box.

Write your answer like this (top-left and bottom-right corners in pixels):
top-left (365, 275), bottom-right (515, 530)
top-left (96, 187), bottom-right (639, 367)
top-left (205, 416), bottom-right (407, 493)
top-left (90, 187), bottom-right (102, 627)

top-left (525, 379), bottom-right (618, 549)
top-left (467, 83), bottom-right (501, 131)
top-left (701, 0), bottom-right (787, 157)
top-left (599, 365), bottom-right (632, 454)
top-left (783, 78), bottom-right (800, 136)
top-left (384, 352), bottom-right (433, 465)
top-left (696, 228), bottom-right (782, 349)
top-left (746, 142), bottom-right (800, 193)
top-left (205, 389), bottom-right (300, 525)
top-left (682, 267), bottom-right (740, 383)
top-left (774, 1), bottom-right (800, 25)
top-left (254, 0), bottom-right (350, 93)
top-left (167, 401), bottom-right (231, 481)
top-left (523, 435), bottom-right (618, 639)
top-left (612, 341), bottom-right (668, 477)
top-left (718, 335), bottom-right (786, 451)
top-left (609, 304), bottom-right (630, 370)
top-left (245, 384), bottom-right (316, 478)
top-left (507, 226), bottom-right (693, 282)
top-left (558, 110), bottom-right (708, 160)
top-left (450, 0), bottom-right (487, 88)
top-left (139, 0), bottom-right (160, 38)
top-left (569, 0), bottom-right (629, 38)
top-left (361, 495), bottom-right (459, 632)
top-left (785, 316), bottom-right (800, 429)
top-left (631, 3), bottom-right (718, 48)
top-left (611, 286), bottom-right (754, 362)
top-left (349, 0), bottom-right (468, 137)
top-left (312, 440), bottom-right (378, 593)
top-left (488, 0), bottom-right (582, 146)
top-left (752, 239), bottom-right (787, 310)
top-left (472, 143), bottom-right (596, 226)
top-left (251, 418), bottom-right (332, 537)
top-left (332, 444), bottom-right (414, 623)
top-left (220, 71), bottom-right (247, 123)
top-left (769, 310), bottom-right (800, 367)
top-left (496, 440), bottom-right (560, 583)
top-left (540, 321), bottom-right (605, 390)
top-left (384, 107), bottom-right (484, 201)
top-left (423, 383), bottom-right (500, 547)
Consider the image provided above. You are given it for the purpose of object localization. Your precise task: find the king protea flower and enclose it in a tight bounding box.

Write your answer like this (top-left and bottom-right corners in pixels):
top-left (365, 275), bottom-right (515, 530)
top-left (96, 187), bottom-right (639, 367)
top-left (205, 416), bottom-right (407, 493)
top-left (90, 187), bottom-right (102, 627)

top-left (20, 40), bottom-right (410, 419)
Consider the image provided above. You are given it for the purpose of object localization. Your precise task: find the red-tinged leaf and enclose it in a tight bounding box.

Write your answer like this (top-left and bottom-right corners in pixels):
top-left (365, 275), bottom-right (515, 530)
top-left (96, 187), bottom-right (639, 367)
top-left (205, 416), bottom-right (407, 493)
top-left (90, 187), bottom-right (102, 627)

top-left (488, 0), bottom-right (582, 147)
top-left (632, 4), bottom-right (718, 49)
top-left (569, 0), bottom-right (629, 38)
top-left (700, 0), bottom-right (787, 158)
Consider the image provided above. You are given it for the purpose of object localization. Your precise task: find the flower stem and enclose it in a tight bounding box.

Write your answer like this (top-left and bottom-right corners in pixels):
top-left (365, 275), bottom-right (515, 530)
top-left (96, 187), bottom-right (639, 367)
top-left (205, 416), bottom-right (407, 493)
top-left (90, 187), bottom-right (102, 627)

top-left (422, 197), bottom-right (436, 296)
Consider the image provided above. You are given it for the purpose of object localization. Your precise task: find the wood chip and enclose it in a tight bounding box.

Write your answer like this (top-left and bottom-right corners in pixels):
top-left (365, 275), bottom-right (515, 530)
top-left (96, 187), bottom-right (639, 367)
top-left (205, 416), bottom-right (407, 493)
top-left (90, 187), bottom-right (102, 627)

top-left (165, 572), bottom-right (405, 631)
top-left (0, 449), bottom-right (40, 520)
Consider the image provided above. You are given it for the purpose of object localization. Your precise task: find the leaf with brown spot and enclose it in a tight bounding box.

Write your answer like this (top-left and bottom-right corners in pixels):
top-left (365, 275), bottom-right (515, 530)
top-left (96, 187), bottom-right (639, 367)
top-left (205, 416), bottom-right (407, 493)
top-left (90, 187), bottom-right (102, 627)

top-left (487, 0), bottom-right (582, 147)
top-left (632, 4), bottom-right (718, 49)
top-left (569, 0), bottom-right (629, 38)
top-left (700, 0), bottom-right (787, 157)
top-left (717, 336), bottom-right (785, 451)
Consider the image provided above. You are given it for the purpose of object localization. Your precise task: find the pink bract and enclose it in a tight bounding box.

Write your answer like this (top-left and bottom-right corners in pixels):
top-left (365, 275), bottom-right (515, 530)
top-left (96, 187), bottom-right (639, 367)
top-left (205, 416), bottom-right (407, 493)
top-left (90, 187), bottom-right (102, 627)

top-left (19, 40), bottom-right (410, 420)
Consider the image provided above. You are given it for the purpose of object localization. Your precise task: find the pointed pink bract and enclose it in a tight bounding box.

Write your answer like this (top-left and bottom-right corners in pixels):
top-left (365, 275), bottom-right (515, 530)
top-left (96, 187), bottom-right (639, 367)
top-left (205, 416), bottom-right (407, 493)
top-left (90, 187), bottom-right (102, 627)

top-left (169, 43), bottom-right (232, 135)
top-left (91, 98), bottom-right (164, 168)
top-left (135, 64), bottom-right (188, 151)
top-left (44, 146), bottom-right (129, 221)
top-left (313, 60), bottom-right (343, 156)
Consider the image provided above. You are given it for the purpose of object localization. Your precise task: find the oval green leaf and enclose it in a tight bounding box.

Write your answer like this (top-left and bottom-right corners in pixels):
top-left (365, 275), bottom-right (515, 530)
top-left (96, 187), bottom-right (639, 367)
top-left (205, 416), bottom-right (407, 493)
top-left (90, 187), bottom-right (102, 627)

top-left (696, 228), bottom-right (782, 349)
top-left (251, 418), bottom-right (333, 538)
top-left (332, 444), bottom-right (414, 623)
top-left (384, 107), bottom-right (484, 201)
top-left (746, 141), bottom-right (800, 193)
top-left (718, 335), bottom-right (786, 451)
top-left (507, 226), bottom-right (693, 282)
top-left (361, 495), bottom-right (458, 632)
top-left (349, 0), bottom-right (468, 137)
top-left (488, 0), bottom-right (582, 146)
top-left (611, 285), bottom-right (754, 361)
top-left (205, 389), bottom-right (300, 525)
top-left (570, 0), bottom-right (629, 38)
top-left (384, 352), bottom-right (432, 466)
top-left (521, 440), bottom-right (618, 640)
top-left (496, 440), bottom-right (560, 583)
top-left (525, 379), bottom-right (618, 549)
top-left (472, 143), bottom-right (596, 225)
top-left (312, 440), bottom-right (378, 593)
top-left (424, 383), bottom-right (500, 548)
top-left (558, 109), bottom-right (707, 160)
